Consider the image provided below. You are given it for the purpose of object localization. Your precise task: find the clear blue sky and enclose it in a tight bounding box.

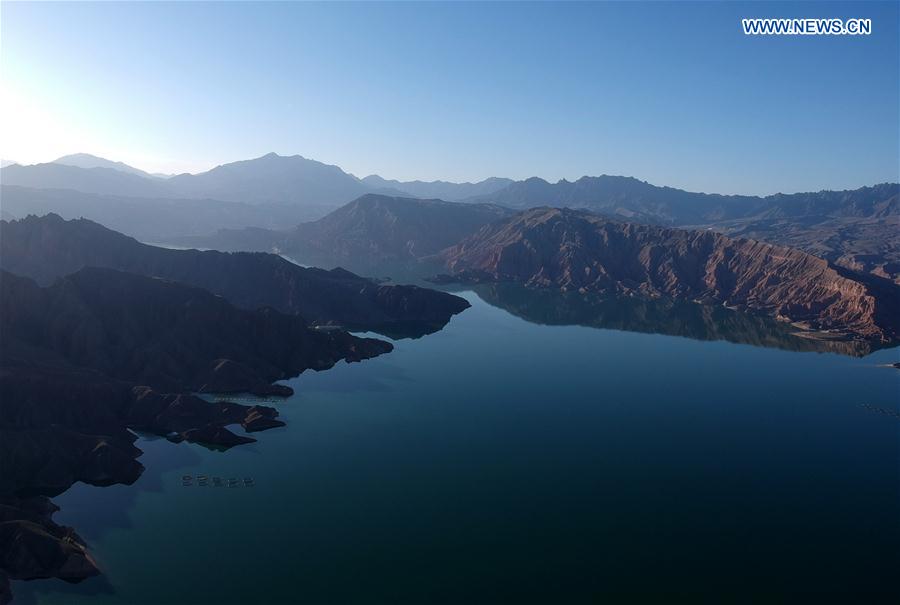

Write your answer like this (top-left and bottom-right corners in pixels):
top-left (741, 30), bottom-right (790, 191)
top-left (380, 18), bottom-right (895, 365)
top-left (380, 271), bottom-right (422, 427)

top-left (2, 1), bottom-right (897, 195)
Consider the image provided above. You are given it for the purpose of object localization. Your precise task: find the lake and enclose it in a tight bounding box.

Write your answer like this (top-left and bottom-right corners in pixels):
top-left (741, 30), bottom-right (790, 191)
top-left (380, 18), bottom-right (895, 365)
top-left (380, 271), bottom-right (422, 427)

top-left (14, 289), bottom-right (900, 604)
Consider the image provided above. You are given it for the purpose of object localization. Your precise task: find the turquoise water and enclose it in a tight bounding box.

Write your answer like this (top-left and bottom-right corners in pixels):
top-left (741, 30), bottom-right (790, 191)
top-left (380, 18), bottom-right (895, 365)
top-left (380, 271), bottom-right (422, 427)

top-left (15, 290), bottom-right (900, 604)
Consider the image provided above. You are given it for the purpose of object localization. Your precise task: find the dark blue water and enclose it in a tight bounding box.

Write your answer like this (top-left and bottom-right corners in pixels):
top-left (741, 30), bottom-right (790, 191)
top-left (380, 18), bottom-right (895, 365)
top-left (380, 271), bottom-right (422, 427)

top-left (15, 290), bottom-right (900, 604)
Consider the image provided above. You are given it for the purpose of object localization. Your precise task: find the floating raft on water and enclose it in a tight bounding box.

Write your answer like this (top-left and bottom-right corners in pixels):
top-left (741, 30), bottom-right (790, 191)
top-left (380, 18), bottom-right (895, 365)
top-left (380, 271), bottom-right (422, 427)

top-left (181, 475), bottom-right (256, 487)
top-left (210, 395), bottom-right (283, 405)
top-left (859, 403), bottom-right (900, 419)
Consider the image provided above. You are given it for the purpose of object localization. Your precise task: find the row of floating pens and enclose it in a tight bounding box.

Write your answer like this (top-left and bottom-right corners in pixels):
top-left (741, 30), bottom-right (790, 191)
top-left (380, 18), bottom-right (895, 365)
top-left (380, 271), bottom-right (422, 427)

top-left (859, 403), bottom-right (900, 419)
top-left (182, 475), bottom-right (255, 487)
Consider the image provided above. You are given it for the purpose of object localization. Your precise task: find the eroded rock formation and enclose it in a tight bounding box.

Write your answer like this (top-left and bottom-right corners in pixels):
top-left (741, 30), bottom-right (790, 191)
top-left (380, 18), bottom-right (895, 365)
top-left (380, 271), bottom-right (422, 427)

top-left (441, 208), bottom-right (900, 342)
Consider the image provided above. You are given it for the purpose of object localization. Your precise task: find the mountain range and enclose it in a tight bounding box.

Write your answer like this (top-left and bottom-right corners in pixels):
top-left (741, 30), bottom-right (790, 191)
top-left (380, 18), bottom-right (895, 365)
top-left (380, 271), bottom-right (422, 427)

top-left (3, 153), bottom-right (896, 284)
top-left (467, 177), bottom-right (900, 281)
top-left (467, 176), bottom-right (898, 223)
top-left (2, 150), bottom-right (898, 603)
top-left (177, 181), bottom-right (900, 282)
top-left (3, 152), bottom-right (898, 336)
top-left (177, 194), bottom-right (516, 278)
top-left (52, 153), bottom-right (167, 179)
top-left (0, 211), bottom-right (472, 597)
top-left (5, 153), bottom-right (895, 222)
top-left (439, 207), bottom-right (899, 342)
top-left (1, 152), bottom-right (509, 210)
top-left (1, 153), bottom-right (372, 208)
top-left (0, 264), bottom-right (394, 595)
top-left (0, 154), bottom-right (511, 237)
top-left (361, 175), bottom-right (514, 201)
top-left (0, 185), bottom-right (330, 240)
top-left (0, 213), bottom-right (469, 338)
top-left (173, 192), bottom-right (900, 342)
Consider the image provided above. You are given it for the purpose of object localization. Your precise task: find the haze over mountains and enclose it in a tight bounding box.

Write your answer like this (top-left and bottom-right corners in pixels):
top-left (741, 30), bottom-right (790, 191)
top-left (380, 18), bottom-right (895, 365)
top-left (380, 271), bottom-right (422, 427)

top-left (0, 153), bottom-right (512, 237)
top-left (180, 194), bottom-right (516, 278)
top-left (1, 152), bottom-right (510, 208)
top-left (8, 150), bottom-right (891, 285)
top-left (159, 189), bottom-right (900, 342)
top-left (3, 152), bottom-right (897, 219)
top-left (469, 176), bottom-right (898, 224)
top-left (53, 153), bottom-right (166, 179)
top-left (0, 214), bottom-right (469, 338)
top-left (2, 151), bottom-right (898, 604)
top-left (3, 152), bottom-right (895, 283)
top-left (2, 150), bottom-right (898, 287)
top-left (181, 184), bottom-right (900, 285)
top-left (0, 185), bottom-right (322, 240)
top-left (19, 188), bottom-right (884, 344)
top-left (361, 175), bottom-right (514, 201)
top-left (2, 153), bottom-right (372, 207)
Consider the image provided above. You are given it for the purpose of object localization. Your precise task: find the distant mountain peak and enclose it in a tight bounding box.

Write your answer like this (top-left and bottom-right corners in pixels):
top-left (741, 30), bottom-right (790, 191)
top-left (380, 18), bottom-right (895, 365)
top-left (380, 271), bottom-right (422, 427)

top-left (55, 152), bottom-right (107, 162)
top-left (360, 174), bottom-right (515, 201)
top-left (52, 153), bottom-right (154, 178)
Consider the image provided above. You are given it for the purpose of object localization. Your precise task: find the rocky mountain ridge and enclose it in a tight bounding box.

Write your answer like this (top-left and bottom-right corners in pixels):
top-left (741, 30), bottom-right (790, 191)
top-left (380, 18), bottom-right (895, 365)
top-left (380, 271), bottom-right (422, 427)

top-left (0, 213), bottom-right (470, 338)
top-left (0, 267), bottom-right (394, 601)
top-left (440, 207), bottom-right (900, 342)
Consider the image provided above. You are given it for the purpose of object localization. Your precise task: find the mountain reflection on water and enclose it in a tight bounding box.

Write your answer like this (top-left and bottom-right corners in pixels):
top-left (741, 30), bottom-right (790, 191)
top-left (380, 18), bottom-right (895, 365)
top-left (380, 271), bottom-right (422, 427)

top-left (469, 282), bottom-right (877, 357)
top-left (12, 289), bottom-right (900, 605)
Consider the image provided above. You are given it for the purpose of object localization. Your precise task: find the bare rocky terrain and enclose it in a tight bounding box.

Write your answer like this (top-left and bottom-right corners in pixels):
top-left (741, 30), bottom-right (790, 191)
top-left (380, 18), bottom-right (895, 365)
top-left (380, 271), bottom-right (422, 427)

top-left (0, 214), bottom-right (470, 338)
top-left (0, 266), bottom-right (395, 602)
top-left (440, 207), bottom-right (900, 343)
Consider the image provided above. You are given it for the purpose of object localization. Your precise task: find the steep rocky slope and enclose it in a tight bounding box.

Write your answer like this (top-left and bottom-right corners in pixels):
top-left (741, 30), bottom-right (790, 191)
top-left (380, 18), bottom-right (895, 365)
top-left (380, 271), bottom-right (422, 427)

top-left (710, 215), bottom-right (900, 284)
top-left (441, 208), bottom-right (900, 342)
top-left (2, 268), bottom-right (391, 394)
top-left (282, 194), bottom-right (513, 266)
top-left (0, 267), bottom-right (393, 601)
top-left (174, 194), bottom-right (513, 278)
top-left (0, 214), bottom-right (469, 337)
top-left (470, 178), bottom-right (900, 283)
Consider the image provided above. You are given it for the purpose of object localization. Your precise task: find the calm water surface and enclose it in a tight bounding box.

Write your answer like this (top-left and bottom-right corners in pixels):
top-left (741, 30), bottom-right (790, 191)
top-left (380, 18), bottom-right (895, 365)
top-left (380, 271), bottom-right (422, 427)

top-left (15, 290), bottom-right (900, 604)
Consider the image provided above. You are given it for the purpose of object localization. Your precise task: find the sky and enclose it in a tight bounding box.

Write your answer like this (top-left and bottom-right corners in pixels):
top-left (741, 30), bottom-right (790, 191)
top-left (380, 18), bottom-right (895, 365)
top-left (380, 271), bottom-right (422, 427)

top-left (1, 1), bottom-right (897, 195)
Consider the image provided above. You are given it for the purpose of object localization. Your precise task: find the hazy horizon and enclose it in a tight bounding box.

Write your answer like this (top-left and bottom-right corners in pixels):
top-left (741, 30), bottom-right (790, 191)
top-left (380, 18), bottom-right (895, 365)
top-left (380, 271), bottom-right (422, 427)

top-left (2, 1), bottom-right (898, 196)
top-left (4, 150), bottom-right (900, 199)
top-left (2, 4), bottom-right (899, 603)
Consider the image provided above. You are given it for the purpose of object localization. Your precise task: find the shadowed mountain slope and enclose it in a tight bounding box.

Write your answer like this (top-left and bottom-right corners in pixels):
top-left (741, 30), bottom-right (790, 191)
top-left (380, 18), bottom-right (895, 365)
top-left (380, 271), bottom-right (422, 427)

top-left (174, 194), bottom-right (514, 278)
top-left (277, 194), bottom-right (514, 275)
top-left (0, 214), bottom-right (470, 337)
top-left (1, 268), bottom-right (391, 395)
top-left (0, 267), bottom-right (392, 599)
top-left (0, 185), bottom-right (330, 241)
